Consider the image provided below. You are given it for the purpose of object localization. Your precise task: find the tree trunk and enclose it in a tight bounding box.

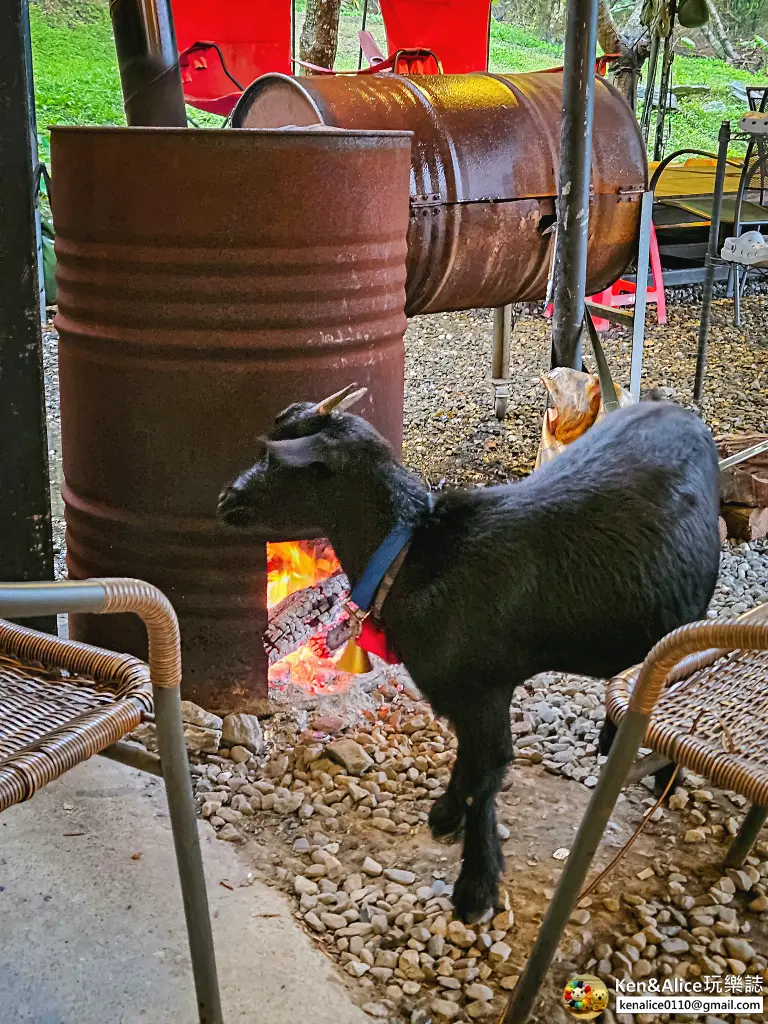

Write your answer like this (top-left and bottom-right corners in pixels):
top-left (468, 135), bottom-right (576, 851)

top-left (299, 0), bottom-right (343, 73)
top-left (597, 0), bottom-right (650, 109)
top-left (704, 0), bottom-right (738, 61)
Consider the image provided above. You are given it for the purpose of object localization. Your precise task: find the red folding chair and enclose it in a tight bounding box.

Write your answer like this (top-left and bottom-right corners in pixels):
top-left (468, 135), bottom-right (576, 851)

top-left (171, 0), bottom-right (292, 115)
top-left (378, 0), bottom-right (492, 73)
top-left (295, 47), bottom-right (443, 77)
top-left (541, 53), bottom-right (622, 77)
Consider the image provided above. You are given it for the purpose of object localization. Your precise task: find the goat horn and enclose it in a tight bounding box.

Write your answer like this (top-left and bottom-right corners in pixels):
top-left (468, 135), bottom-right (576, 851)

top-left (335, 386), bottom-right (368, 412)
top-left (315, 383), bottom-right (364, 415)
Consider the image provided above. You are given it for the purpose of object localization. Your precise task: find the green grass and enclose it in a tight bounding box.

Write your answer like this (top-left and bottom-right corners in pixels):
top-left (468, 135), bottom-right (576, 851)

top-left (30, 2), bottom-right (124, 162)
top-left (29, 0), bottom-right (768, 165)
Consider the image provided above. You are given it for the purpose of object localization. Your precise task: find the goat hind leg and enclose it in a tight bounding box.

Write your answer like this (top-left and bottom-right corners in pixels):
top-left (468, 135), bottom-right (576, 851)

top-left (429, 750), bottom-right (466, 839)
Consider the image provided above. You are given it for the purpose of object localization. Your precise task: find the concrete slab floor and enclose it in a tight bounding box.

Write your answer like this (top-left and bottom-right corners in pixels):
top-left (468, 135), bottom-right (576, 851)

top-left (0, 757), bottom-right (368, 1024)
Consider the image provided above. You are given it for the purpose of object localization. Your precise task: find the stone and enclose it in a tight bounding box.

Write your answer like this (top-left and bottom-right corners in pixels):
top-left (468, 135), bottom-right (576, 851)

top-left (294, 875), bottom-right (319, 896)
top-left (430, 998), bottom-right (460, 1020)
top-left (402, 981), bottom-right (421, 996)
top-left (749, 894), bottom-right (768, 912)
top-left (327, 739), bottom-right (373, 775)
top-left (183, 724), bottom-right (221, 755)
top-left (345, 961), bottom-right (370, 978)
top-left (361, 1004), bottom-right (390, 1019)
top-left (489, 941), bottom-right (511, 963)
top-left (724, 938), bottom-right (755, 961)
top-left (384, 868), bottom-right (416, 885)
top-left (180, 701), bottom-right (223, 731)
top-left (221, 713), bottom-right (264, 754)
top-left (229, 745), bottom-right (251, 764)
top-left (465, 984), bottom-right (494, 1002)
top-left (447, 921), bottom-right (476, 949)
top-left (662, 938), bottom-right (690, 955)
top-left (684, 829), bottom-right (707, 843)
top-left (362, 857), bottom-right (383, 877)
top-left (633, 960), bottom-right (653, 980)
top-left (493, 910), bottom-right (514, 931)
top-left (428, 933), bottom-right (445, 958)
top-left (313, 715), bottom-right (345, 734)
top-left (216, 824), bottom-right (242, 842)
top-left (466, 1002), bottom-right (493, 1019)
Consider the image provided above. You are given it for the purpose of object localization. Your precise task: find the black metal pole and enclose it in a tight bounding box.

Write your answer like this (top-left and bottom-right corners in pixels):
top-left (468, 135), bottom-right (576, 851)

top-left (653, 0), bottom-right (677, 162)
top-left (0, 0), bottom-right (55, 631)
top-left (550, 0), bottom-right (599, 371)
top-left (640, 34), bottom-right (661, 144)
top-left (694, 119), bottom-right (731, 403)
top-left (109, 0), bottom-right (187, 126)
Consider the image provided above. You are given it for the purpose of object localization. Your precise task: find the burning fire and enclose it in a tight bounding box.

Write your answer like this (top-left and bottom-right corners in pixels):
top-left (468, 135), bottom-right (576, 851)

top-left (266, 540), bottom-right (352, 693)
top-left (267, 540), bottom-right (340, 608)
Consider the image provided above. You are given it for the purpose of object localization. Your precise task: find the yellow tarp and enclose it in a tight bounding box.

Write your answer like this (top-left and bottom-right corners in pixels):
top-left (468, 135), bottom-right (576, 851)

top-left (650, 158), bottom-right (743, 198)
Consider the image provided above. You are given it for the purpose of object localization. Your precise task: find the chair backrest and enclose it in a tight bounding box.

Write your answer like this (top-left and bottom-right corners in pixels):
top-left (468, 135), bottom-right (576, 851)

top-left (378, 0), bottom-right (492, 73)
top-left (171, 0), bottom-right (292, 114)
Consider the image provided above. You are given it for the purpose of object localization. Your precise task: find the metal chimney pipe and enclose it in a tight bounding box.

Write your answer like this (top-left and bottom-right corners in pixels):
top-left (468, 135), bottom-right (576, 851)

top-left (109, 0), bottom-right (187, 126)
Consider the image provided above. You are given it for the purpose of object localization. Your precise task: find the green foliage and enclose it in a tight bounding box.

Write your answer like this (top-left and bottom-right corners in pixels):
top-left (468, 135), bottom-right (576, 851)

top-left (30, 2), bottom-right (124, 162)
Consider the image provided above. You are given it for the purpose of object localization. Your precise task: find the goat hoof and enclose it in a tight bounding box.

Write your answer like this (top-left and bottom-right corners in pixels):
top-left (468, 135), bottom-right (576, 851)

top-left (452, 868), bottom-right (499, 925)
top-left (654, 760), bottom-right (680, 797)
top-left (598, 719), bottom-right (617, 757)
top-left (429, 794), bottom-right (465, 839)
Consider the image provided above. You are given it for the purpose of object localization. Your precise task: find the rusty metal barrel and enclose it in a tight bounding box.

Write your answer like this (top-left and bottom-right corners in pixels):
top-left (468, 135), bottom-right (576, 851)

top-left (233, 72), bottom-right (648, 315)
top-left (51, 125), bottom-right (411, 710)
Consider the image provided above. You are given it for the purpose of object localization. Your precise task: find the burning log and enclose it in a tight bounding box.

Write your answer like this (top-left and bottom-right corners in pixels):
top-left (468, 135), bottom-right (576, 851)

top-left (265, 571), bottom-right (349, 666)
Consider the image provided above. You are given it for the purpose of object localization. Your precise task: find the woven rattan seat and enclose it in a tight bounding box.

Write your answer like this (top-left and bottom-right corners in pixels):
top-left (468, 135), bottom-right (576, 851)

top-left (0, 578), bottom-right (222, 1022)
top-left (0, 619), bottom-right (153, 813)
top-left (607, 645), bottom-right (768, 806)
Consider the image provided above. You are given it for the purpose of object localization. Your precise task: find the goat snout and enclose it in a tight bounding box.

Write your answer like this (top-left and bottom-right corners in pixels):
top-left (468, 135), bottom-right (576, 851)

top-left (216, 484), bottom-right (253, 527)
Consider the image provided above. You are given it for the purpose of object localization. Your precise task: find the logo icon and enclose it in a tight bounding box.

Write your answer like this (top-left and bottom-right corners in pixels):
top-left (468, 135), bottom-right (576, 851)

top-left (563, 975), bottom-right (609, 1019)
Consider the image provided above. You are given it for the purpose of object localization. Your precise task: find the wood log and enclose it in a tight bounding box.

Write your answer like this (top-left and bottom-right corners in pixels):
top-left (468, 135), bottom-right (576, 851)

top-left (720, 504), bottom-right (768, 541)
top-left (717, 433), bottom-right (768, 507)
top-left (265, 572), bottom-right (349, 665)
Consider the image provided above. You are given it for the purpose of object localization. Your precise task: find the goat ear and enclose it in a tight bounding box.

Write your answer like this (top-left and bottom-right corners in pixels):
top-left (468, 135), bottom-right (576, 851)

top-left (266, 434), bottom-right (332, 469)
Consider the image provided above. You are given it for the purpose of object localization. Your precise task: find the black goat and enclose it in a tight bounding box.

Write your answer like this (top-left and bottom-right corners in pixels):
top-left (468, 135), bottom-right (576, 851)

top-left (218, 394), bottom-right (721, 923)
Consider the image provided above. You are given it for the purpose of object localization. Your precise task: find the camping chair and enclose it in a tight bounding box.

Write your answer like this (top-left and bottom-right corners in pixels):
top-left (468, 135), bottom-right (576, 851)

top-left (502, 601), bottom-right (768, 1023)
top-left (378, 0), bottom-right (492, 73)
top-left (172, 0), bottom-right (292, 115)
top-left (0, 578), bottom-right (222, 1024)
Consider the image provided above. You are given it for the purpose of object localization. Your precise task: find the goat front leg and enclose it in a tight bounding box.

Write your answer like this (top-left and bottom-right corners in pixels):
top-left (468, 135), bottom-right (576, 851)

top-left (451, 701), bottom-right (512, 924)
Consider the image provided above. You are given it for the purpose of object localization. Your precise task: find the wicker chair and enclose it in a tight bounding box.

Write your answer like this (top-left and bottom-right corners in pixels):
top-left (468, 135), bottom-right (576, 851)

top-left (0, 578), bottom-right (223, 1024)
top-left (503, 602), bottom-right (768, 1023)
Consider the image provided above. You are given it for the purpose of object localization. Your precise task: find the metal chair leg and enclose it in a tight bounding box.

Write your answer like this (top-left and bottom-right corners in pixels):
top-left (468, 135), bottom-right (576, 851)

top-left (725, 803), bottom-right (768, 869)
top-left (492, 304), bottom-right (514, 420)
top-left (734, 264), bottom-right (742, 328)
top-left (501, 710), bottom-right (650, 1024)
top-left (154, 685), bottom-right (224, 1024)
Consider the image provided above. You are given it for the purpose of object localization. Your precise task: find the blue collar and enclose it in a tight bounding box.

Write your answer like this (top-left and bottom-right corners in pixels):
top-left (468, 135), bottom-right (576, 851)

top-left (348, 493), bottom-right (434, 614)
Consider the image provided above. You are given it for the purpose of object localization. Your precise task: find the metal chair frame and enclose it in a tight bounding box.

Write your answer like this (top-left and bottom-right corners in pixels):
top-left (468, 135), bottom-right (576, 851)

top-left (0, 578), bottom-right (223, 1024)
top-left (501, 601), bottom-right (768, 1023)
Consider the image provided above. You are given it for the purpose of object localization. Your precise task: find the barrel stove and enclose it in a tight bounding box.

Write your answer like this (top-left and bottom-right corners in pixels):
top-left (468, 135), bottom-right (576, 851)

top-left (52, 125), bottom-right (411, 709)
top-left (232, 72), bottom-right (648, 315)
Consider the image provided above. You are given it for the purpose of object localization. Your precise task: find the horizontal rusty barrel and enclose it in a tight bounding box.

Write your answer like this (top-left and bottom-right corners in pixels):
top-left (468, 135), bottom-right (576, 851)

top-left (51, 125), bottom-right (411, 710)
top-left (233, 72), bottom-right (648, 315)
